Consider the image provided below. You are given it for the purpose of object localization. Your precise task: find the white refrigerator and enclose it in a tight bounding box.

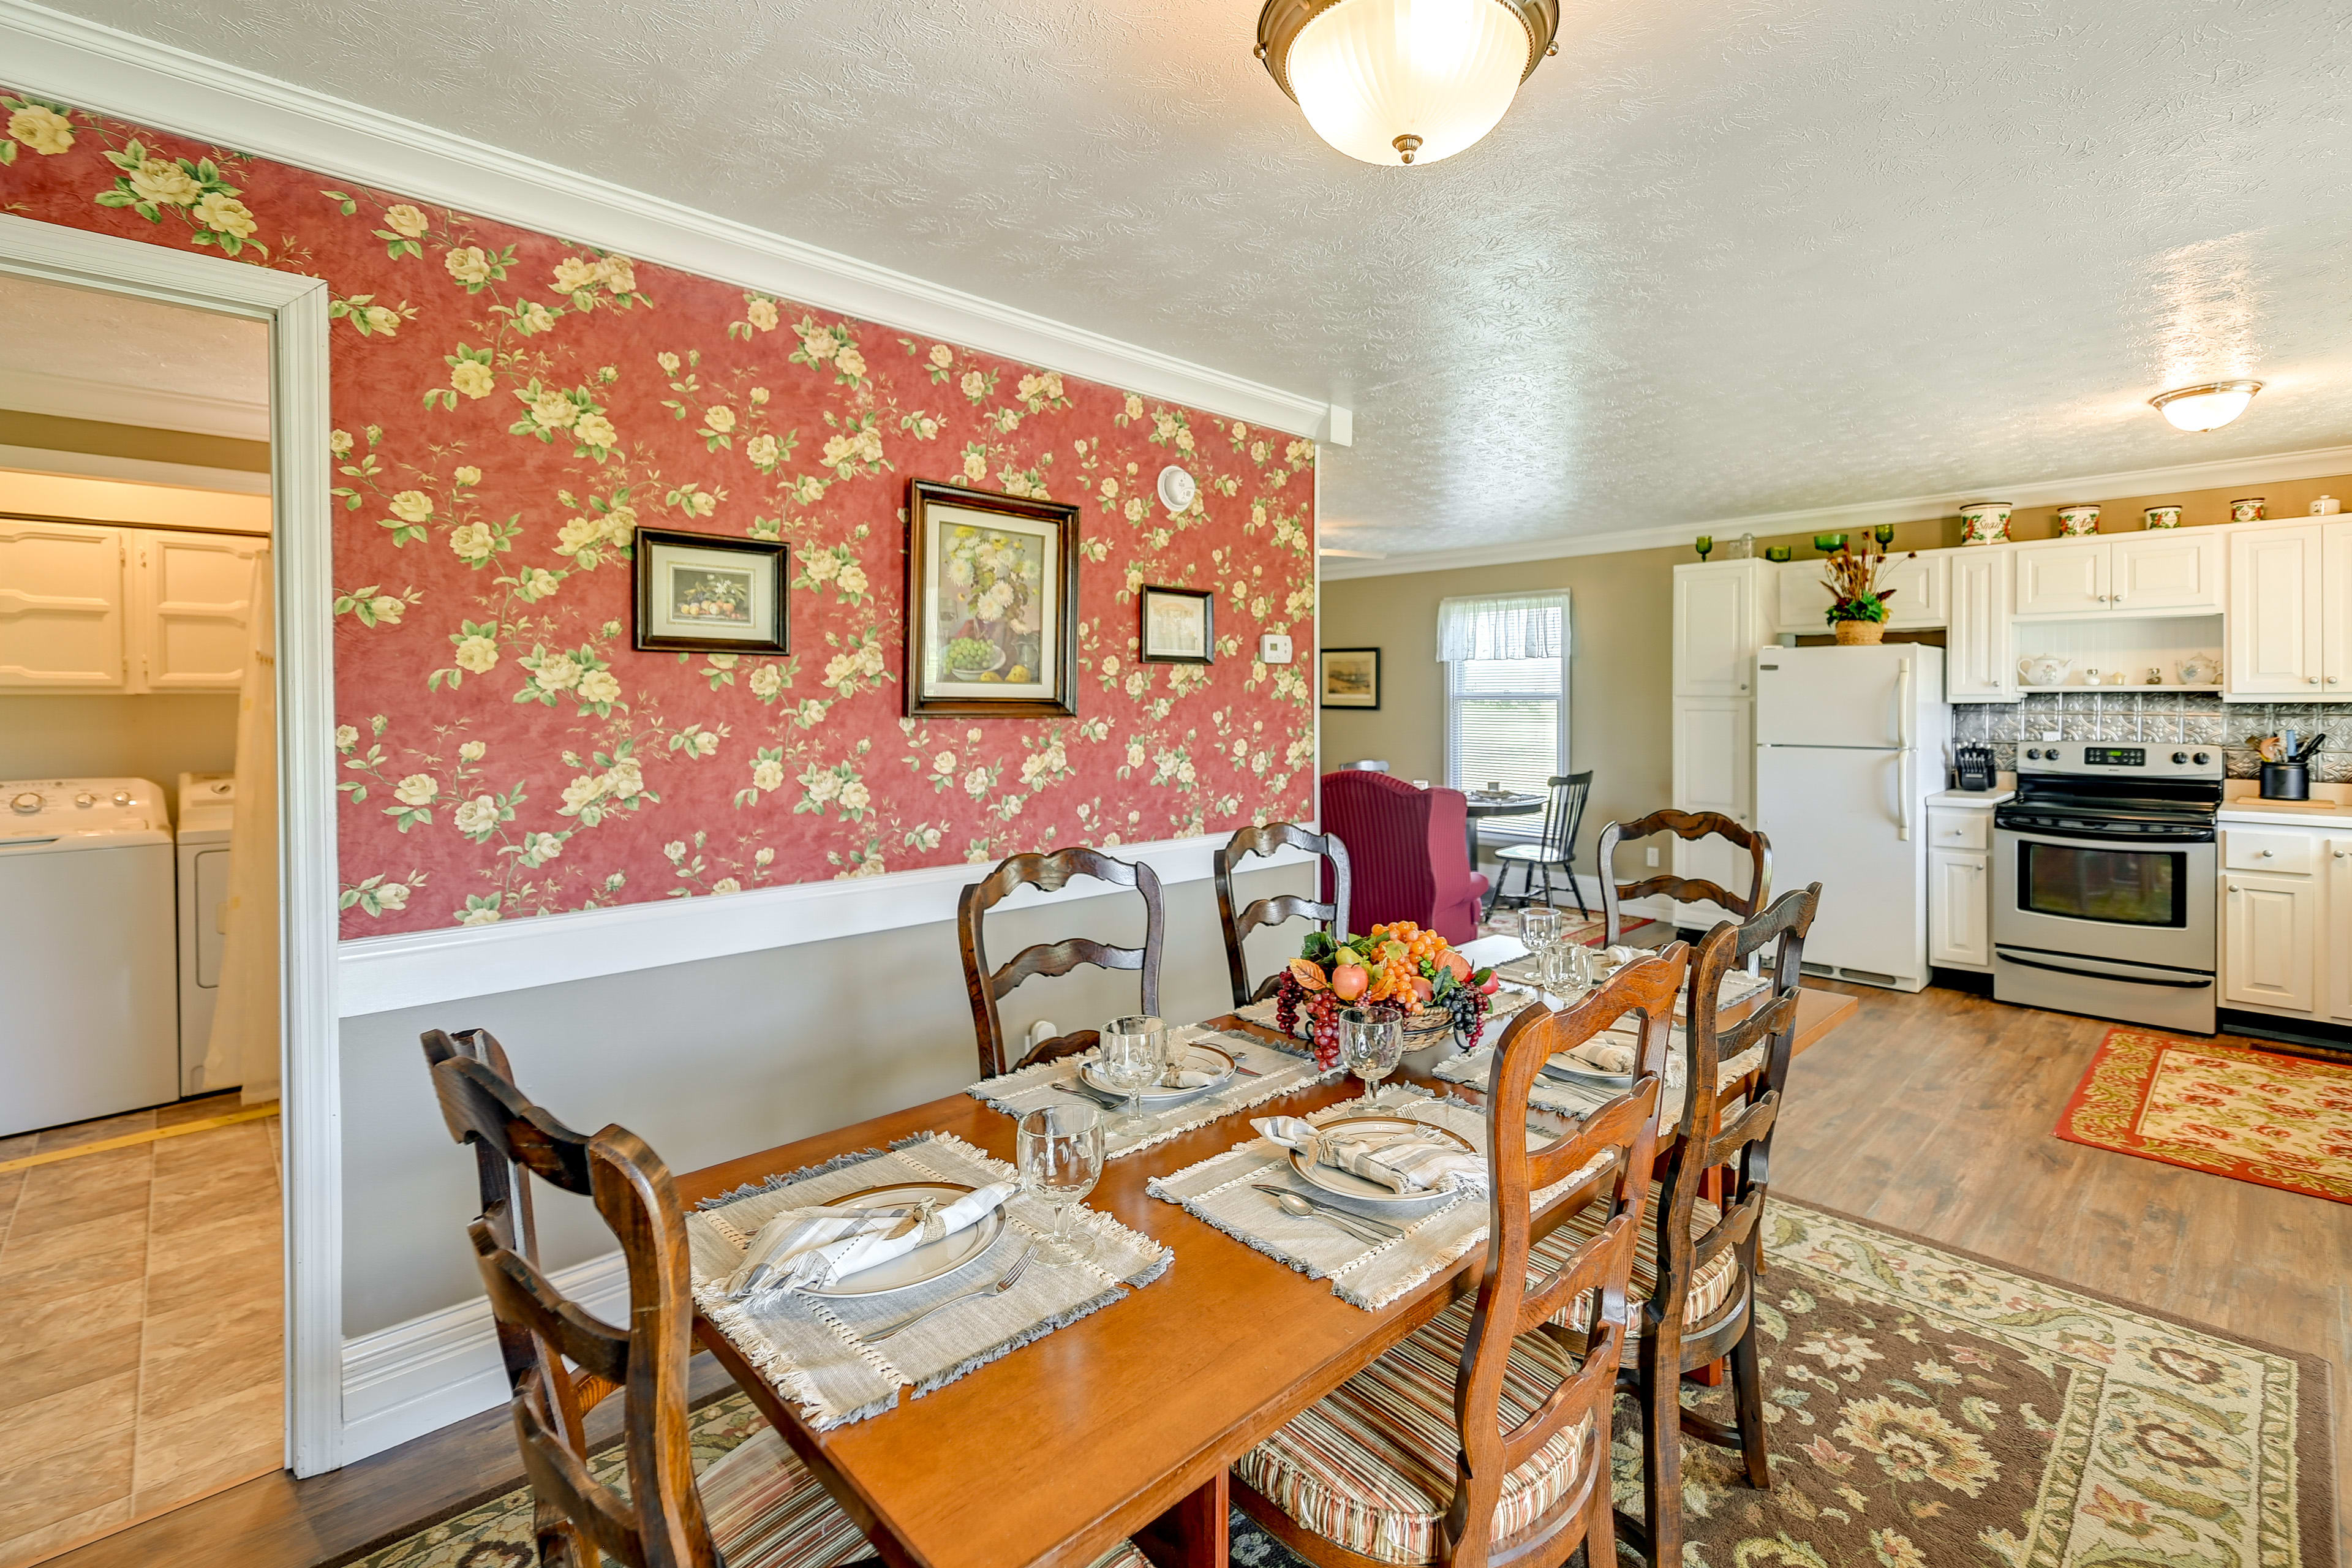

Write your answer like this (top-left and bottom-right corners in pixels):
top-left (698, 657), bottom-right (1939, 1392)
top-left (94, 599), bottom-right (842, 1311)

top-left (1752, 644), bottom-right (1948, 991)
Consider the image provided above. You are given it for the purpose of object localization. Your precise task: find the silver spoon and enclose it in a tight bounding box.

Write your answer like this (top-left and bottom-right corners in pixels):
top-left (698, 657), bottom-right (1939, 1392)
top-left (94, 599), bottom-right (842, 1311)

top-left (1254, 1185), bottom-right (1401, 1243)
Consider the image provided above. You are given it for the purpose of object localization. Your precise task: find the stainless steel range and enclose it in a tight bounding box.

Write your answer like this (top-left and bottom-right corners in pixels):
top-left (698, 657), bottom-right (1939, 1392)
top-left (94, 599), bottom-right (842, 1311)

top-left (1992, 742), bottom-right (2223, 1033)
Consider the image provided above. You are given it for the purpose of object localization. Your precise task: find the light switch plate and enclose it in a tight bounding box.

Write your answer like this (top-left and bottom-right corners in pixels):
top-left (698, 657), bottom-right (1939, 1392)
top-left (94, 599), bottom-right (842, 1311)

top-left (1258, 633), bottom-right (1293, 665)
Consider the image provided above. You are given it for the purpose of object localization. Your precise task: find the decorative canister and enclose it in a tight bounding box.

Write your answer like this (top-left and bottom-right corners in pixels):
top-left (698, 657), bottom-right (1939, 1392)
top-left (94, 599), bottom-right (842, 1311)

top-left (1958, 502), bottom-right (2013, 546)
top-left (2231, 497), bottom-right (2266, 522)
top-left (2313, 496), bottom-right (2342, 516)
top-left (2056, 505), bottom-right (2101, 537)
top-left (2144, 505), bottom-right (2183, 529)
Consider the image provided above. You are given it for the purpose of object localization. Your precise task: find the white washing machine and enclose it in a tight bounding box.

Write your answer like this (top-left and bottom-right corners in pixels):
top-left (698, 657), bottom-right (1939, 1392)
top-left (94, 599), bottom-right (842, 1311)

top-left (176, 772), bottom-right (236, 1094)
top-left (0, 777), bottom-right (179, 1136)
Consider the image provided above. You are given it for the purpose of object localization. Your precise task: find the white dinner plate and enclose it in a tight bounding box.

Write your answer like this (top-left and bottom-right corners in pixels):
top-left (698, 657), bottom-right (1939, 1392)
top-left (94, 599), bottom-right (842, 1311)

top-left (1287, 1115), bottom-right (1478, 1217)
top-left (1080, 1039), bottom-right (1238, 1104)
top-left (800, 1181), bottom-right (1006, 1300)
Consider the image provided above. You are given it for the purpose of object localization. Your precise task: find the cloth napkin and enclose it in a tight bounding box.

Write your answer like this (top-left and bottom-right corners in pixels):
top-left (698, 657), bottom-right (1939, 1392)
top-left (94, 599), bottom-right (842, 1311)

top-left (721, 1182), bottom-right (1015, 1297)
top-left (1250, 1116), bottom-right (1488, 1194)
top-left (1555, 1035), bottom-right (1685, 1086)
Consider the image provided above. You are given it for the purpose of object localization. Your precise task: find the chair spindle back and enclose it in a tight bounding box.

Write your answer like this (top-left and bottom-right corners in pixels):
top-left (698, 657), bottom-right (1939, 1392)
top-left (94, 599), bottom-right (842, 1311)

top-left (1213, 821), bottom-right (1352, 1008)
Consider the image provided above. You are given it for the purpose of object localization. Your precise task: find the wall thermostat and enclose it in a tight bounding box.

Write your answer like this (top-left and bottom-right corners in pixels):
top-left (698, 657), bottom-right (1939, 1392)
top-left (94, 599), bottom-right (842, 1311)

top-left (1156, 464), bottom-right (1197, 513)
top-left (1259, 633), bottom-right (1293, 665)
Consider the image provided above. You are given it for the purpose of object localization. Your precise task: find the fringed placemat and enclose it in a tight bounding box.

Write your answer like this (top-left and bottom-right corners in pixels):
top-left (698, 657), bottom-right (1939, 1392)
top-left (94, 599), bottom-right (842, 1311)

top-left (1145, 1083), bottom-right (1609, 1311)
top-left (966, 1024), bottom-right (1340, 1159)
top-left (687, 1132), bottom-right (1170, 1429)
top-left (1432, 1037), bottom-right (1763, 1124)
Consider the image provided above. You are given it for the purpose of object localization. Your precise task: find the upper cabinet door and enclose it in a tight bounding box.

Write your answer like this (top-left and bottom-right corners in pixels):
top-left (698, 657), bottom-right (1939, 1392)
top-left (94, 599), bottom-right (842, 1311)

top-left (0, 519), bottom-right (127, 690)
top-left (1673, 565), bottom-right (1758, 696)
top-left (132, 531), bottom-right (259, 692)
top-left (2226, 524), bottom-right (2323, 696)
top-left (1945, 548), bottom-right (2016, 701)
top-left (2110, 530), bottom-right (2223, 612)
top-left (2324, 521), bottom-right (2352, 695)
top-left (1880, 551), bottom-right (1948, 628)
top-left (2012, 538), bottom-right (2109, 616)
top-left (1773, 560), bottom-right (1833, 635)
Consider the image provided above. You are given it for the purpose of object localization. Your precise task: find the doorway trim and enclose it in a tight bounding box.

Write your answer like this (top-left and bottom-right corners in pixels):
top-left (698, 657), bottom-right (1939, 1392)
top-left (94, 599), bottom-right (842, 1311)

top-left (0, 214), bottom-right (342, 1474)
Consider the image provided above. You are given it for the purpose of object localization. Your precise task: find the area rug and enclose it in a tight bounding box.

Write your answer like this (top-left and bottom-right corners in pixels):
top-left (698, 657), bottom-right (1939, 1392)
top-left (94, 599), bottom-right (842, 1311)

top-left (1480, 905), bottom-right (1653, 948)
top-left (2056, 1027), bottom-right (2352, 1205)
top-left (342, 1202), bottom-right (2334, 1568)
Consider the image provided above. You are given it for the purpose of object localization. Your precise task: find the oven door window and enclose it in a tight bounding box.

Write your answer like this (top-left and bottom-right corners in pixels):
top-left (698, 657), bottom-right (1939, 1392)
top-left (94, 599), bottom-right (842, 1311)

top-left (2019, 840), bottom-right (2186, 927)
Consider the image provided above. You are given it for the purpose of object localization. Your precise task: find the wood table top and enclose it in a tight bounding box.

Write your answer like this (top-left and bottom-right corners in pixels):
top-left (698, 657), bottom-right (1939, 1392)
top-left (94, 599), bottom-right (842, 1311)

top-left (674, 984), bottom-right (1858, 1568)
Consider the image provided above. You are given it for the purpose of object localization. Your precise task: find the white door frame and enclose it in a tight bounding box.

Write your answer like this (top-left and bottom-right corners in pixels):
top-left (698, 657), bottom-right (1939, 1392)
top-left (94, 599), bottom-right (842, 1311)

top-left (0, 214), bottom-right (343, 1475)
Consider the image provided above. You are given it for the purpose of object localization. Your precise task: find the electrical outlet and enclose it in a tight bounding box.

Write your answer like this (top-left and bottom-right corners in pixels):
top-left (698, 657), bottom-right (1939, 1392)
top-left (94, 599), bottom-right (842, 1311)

top-left (1645, 846), bottom-right (1660, 867)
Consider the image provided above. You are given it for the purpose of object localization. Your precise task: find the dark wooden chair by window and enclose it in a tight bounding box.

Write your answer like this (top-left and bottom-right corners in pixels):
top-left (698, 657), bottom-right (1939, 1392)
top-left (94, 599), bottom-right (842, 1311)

top-left (1487, 771), bottom-right (1595, 919)
top-left (1594, 809), bottom-right (1771, 944)
top-left (958, 846), bottom-right (1165, 1079)
top-left (1212, 822), bottom-right (1351, 1009)
top-left (1232, 943), bottom-right (1686, 1568)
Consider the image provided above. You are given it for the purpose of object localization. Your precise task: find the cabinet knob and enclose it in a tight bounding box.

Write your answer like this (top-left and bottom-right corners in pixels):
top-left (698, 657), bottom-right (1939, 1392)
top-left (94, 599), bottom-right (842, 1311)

top-left (2259, 849), bottom-right (2274, 858)
top-left (2308, 676), bottom-right (2321, 685)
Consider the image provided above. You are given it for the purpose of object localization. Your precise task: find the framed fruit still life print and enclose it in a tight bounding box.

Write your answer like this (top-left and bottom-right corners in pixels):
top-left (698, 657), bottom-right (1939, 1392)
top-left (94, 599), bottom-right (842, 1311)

top-left (631, 528), bottom-right (790, 654)
top-left (905, 479), bottom-right (1080, 718)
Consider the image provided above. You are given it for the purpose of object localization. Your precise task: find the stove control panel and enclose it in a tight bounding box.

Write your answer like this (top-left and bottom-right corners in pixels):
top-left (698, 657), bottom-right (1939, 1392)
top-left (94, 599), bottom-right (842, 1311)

top-left (2016, 744), bottom-right (2222, 779)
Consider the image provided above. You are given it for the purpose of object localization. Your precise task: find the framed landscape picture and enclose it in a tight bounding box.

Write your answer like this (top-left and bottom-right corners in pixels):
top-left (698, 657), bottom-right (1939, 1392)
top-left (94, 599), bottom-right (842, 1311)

top-left (1138, 584), bottom-right (1213, 664)
top-left (1319, 646), bottom-right (1381, 709)
top-left (631, 528), bottom-right (789, 653)
top-left (905, 479), bottom-right (1080, 718)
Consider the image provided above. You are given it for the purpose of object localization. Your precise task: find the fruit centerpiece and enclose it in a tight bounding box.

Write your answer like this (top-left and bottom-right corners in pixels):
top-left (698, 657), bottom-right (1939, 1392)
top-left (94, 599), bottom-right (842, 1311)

top-left (1276, 922), bottom-right (1499, 1069)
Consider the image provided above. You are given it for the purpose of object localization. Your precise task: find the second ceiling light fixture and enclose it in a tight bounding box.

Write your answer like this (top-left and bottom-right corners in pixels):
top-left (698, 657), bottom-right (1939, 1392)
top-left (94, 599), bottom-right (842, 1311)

top-left (1256, 0), bottom-right (1559, 167)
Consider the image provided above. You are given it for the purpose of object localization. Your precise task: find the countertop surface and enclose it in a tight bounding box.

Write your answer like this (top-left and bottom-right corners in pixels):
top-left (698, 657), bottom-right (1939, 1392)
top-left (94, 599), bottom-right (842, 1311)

top-left (1927, 787), bottom-right (2013, 807)
top-left (2218, 797), bottom-right (2352, 830)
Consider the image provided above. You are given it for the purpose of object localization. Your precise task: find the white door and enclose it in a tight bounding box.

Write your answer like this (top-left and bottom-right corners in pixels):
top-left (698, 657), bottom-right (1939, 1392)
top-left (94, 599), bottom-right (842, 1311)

top-left (2324, 522), bottom-right (2352, 694)
top-left (2331, 840), bottom-right (2352, 1023)
top-left (0, 519), bottom-right (127, 690)
top-left (1755, 744), bottom-right (1923, 979)
top-left (1670, 696), bottom-right (1754, 910)
top-left (1928, 850), bottom-right (1989, 967)
top-left (2221, 873), bottom-right (2315, 1012)
top-left (1881, 552), bottom-right (1948, 628)
top-left (132, 531), bottom-right (258, 692)
top-left (2013, 539), bottom-right (2109, 616)
top-left (1945, 549), bottom-right (2014, 700)
top-left (1755, 644), bottom-right (1913, 748)
top-left (1773, 561), bottom-right (1833, 636)
top-left (2226, 525), bottom-right (2323, 696)
top-left (1673, 566), bottom-right (1757, 697)
top-left (2109, 530), bottom-right (2223, 612)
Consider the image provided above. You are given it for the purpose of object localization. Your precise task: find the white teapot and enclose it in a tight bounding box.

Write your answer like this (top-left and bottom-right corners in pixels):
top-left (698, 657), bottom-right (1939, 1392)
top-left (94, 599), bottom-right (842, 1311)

top-left (2177, 650), bottom-right (2222, 686)
top-left (2017, 655), bottom-right (2072, 687)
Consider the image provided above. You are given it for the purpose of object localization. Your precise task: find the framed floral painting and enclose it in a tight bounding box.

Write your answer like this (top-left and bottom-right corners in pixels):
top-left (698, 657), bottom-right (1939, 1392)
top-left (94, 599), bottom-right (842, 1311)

top-left (905, 480), bottom-right (1079, 717)
top-left (631, 528), bottom-right (790, 653)
top-left (1138, 584), bottom-right (1214, 664)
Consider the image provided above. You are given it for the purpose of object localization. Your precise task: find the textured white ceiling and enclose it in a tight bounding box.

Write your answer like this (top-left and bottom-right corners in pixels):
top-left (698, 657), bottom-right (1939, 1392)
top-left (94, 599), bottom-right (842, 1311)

top-left (0, 270), bottom-right (269, 436)
top-left (50, 0), bottom-right (2352, 554)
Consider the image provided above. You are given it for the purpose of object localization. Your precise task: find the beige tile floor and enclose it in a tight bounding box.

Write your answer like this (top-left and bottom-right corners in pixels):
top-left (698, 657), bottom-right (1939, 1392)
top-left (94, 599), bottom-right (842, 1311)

top-left (0, 1098), bottom-right (282, 1568)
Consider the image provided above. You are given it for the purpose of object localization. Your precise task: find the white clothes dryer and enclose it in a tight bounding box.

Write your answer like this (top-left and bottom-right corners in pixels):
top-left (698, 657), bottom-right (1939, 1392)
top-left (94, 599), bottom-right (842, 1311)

top-left (0, 777), bottom-right (178, 1136)
top-left (175, 772), bottom-right (236, 1094)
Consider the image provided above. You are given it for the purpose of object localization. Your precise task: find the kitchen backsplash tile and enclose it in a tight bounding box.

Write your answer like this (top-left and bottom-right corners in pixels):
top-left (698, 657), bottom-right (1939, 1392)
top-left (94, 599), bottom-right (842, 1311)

top-left (1950, 692), bottom-right (2344, 780)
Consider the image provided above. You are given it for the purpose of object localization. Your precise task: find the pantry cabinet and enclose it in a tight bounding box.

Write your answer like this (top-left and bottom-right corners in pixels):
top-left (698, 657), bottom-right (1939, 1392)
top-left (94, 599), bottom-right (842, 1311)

top-left (1673, 562), bottom-right (1766, 697)
top-left (0, 521), bottom-right (257, 693)
top-left (1670, 694), bottom-right (1752, 908)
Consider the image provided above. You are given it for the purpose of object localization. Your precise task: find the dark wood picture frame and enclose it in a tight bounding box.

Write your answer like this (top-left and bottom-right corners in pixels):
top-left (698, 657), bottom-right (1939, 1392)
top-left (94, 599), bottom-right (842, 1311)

top-left (905, 479), bottom-right (1080, 718)
top-left (1319, 646), bottom-right (1382, 709)
top-left (1137, 584), bottom-right (1215, 665)
top-left (630, 527), bottom-right (790, 654)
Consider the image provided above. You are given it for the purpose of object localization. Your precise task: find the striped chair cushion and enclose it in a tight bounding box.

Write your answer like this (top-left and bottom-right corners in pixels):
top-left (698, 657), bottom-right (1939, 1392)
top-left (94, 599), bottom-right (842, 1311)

top-left (703, 1427), bottom-right (1148, 1568)
top-left (1537, 1185), bottom-right (1743, 1330)
top-left (1238, 1297), bottom-right (1593, 1566)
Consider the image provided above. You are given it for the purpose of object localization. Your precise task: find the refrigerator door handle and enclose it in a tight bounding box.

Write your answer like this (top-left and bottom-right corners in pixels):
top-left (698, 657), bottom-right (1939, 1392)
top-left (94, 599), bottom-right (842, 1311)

top-left (1897, 660), bottom-right (1913, 750)
top-left (1899, 748), bottom-right (1912, 840)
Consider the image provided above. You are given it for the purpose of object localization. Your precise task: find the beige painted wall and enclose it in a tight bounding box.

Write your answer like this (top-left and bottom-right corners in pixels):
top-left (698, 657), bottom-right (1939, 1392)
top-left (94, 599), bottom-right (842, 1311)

top-left (0, 409), bottom-right (271, 473)
top-left (1319, 470), bottom-right (2352, 874)
top-left (0, 693), bottom-right (240, 813)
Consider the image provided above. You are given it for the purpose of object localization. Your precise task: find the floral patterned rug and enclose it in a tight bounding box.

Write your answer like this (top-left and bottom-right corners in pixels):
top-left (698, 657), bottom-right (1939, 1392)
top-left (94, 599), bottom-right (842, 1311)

top-left (2056, 1028), bottom-right (2352, 1205)
top-left (340, 1202), bottom-right (2334, 1568)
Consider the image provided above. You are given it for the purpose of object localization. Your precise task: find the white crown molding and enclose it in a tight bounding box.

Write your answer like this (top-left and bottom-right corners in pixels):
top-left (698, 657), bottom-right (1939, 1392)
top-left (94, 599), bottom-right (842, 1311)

top-left (337, 832), bottom-right (1315, 1017)
top-left (1321, 441), bottom-right (2352, 580)
top-left (0, 0), bottom-right (1333, 439)
top-left (0, 440), bottom-right (271, 496)
top-left (0, 366), bottom-right (269, 441)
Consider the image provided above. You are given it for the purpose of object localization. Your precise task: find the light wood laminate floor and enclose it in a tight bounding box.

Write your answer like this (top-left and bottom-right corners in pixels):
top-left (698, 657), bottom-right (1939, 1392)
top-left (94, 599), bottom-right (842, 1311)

top-left (32, 986), bottom-right (2350, 1567)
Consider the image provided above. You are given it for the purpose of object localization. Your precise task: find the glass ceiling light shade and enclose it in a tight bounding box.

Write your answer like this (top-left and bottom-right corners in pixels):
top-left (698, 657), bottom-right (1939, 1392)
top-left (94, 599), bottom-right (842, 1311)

top-left (2150, 380), bottom-right (2261, 432)
top-left (1256, 0), bottom-right (1559, 167)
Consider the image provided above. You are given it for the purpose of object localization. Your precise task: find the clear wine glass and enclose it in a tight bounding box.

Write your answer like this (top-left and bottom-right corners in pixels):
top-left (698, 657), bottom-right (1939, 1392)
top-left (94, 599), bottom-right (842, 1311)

top-left (1521, 905), bottom-right (1562, 998)
top-left (1099, 1014), bottom-right (1164, 1137)
top-left (1016, 1102), bottom-right (1103, 1270)
top-left (1338, 1007), bottom-right (1404, 1098)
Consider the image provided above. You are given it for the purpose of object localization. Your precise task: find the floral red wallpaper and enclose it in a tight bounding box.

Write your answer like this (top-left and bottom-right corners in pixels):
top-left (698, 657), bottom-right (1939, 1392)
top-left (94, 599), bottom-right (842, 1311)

top-left (2, 91), bottom-right (1317, 937)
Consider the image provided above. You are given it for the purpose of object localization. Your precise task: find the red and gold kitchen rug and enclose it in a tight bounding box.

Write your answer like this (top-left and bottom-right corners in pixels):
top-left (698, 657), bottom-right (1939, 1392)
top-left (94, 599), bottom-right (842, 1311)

top-left (2057, 1027), bottom-right (2352, 1204)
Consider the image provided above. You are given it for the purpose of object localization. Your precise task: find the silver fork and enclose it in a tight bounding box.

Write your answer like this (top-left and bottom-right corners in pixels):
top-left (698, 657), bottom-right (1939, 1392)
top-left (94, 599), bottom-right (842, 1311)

top-left (864, 1246), bottom-right (1035, 1344)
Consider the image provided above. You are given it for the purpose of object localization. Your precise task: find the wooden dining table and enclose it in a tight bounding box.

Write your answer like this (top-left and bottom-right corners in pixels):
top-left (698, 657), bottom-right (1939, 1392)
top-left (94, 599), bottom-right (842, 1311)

top-left (674, 984), bottom-right (1860, 1568)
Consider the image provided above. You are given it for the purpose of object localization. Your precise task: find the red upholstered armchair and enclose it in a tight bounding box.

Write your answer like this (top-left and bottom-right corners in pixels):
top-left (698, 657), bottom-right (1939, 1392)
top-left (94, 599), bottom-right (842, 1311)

top-left (1316, 771), bottom-right (1491, 944)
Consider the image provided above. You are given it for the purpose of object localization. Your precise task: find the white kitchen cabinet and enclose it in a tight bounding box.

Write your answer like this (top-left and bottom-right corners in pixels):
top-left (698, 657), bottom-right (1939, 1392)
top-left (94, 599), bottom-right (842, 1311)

top-left (1771, 551), bottom-right (1948, 633)
top-left (2013, 538), bottom-right (2108, 616)
top-left (1673, 562), bottom-right (1765, 697)
top-left (131, 530), bottom-right (260, 692)
top-left (1945, 548), bottom-right (2016, 701)
top-left (1670, 695), bottom-right (1752, 903)
top-left (1928, 851), bottom-right (1991, 969)
top-left (2221, 871), bottom-right (2316, 1013)
top-left (2226, 524), bottom-right (2324, 696)
top-left (2109, 530), bottom-right (2223, 612)
top-left (0, 518), bottom-right (128, 690)
top-left (2331, 839), bottom-right (2352, 1023)
top-left (2323, 521), bottom-right (2352, 695)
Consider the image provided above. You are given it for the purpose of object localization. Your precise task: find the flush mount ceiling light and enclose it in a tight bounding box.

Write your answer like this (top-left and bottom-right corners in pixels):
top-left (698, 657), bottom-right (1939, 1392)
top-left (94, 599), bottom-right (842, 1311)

top-left (1256, 0), bottom-right (1560, 167)
top-left (2149, 380), bottom-right (2262, 432)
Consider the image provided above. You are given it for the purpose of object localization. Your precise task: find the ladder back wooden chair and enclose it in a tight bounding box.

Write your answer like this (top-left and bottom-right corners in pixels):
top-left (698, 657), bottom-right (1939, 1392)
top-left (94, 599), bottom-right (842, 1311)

top-left (421, 1037), bottom-right (894, 1568)
top-left (1487, 771), bottom-right (1594, 919)
top-left (1232, 944), bottom-right (1688, 1568)
top-left (958, 846), bottom-right (1165, 1078)
top-left (1213, 821), bottom-right (1351, 1009)
top-left (1596, 808), bottom-right (1771, 944)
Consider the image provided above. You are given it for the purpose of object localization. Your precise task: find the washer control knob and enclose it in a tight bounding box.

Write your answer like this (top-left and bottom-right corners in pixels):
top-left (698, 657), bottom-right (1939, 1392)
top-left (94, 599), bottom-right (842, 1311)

top-left (73, 792), bottom-right (97, 808)
top-left (2193, 752), bottom-right (2211, 765)
top-left (9, 791), bottom-right (40, 815)
top-left (2172, 752), bottom-right (2188, 764)
top-left (111, 790), bottom-right (132, 806)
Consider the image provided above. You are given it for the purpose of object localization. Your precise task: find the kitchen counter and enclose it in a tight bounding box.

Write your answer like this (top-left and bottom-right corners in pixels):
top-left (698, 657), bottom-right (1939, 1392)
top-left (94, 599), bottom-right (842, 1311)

top-left (1926, 787), bottom-right (2012, 807)
top-left (2218, 780), bottom-right (2351, 830)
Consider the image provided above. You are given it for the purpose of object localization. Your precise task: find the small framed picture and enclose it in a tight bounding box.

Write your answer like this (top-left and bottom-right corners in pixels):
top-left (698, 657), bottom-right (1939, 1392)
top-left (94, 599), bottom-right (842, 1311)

top-left (905, 479), bottom-right (1080, 718)
top-left (1319, 646), bottom-right (1381, 709)
top-left (1138, 584), bottom-right (1214, 664)
top-left (632, 528), bottom-right (789, 654)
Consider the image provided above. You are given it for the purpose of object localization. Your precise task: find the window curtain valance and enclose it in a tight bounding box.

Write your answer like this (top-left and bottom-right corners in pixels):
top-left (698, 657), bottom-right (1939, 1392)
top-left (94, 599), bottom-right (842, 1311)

top-left (1435, 592), bottom-right (1567, 663)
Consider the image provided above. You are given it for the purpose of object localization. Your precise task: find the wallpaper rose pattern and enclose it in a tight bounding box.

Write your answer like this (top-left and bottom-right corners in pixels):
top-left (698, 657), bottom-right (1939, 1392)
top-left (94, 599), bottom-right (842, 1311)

top-left (1, 92), bottom-right (1317, 937)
